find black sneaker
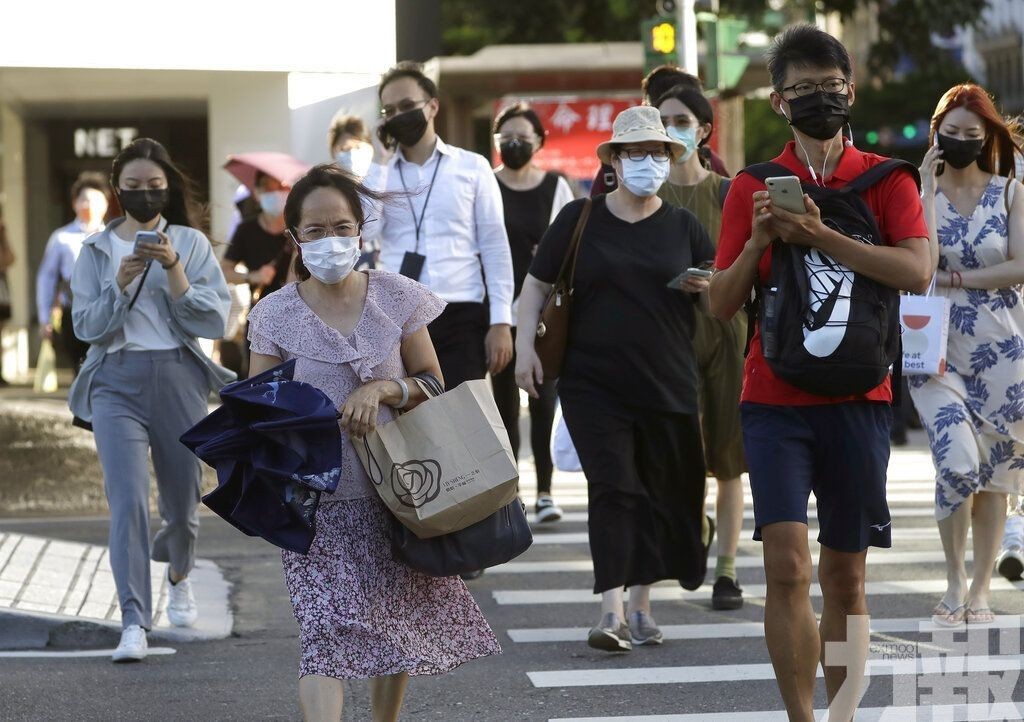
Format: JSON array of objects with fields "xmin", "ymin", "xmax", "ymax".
[
  {"xmin": 712, "ymin": 576, "xmax": 744, "ymax": 610},
  {"xmin": 534, "ymin": 494, "xmax": 563, "ymax": 523}
]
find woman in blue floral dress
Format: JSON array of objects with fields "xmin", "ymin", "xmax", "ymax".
[{"xmin": 911, "ymin": 84, "xmax": 1024, "ymax": 626}]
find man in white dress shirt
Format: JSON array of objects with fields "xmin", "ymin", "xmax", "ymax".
[
  {"xmin": 36, "ymin": 172, "xmax": 109, "ymax": 374},
  {"xmin": 363, "ymin": 61, "xmax": 514, "ymax": 391}
]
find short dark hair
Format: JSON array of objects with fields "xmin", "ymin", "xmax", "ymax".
[
  {"xmin": 654, "ymin": 84, "xmax": 715, "ymax": 146},
  {"xmin": 284, "ymin": 164, "xmax": 384, "ymax": 281},
  {"xmin": 70, "ymin": 171, "xmax": 108, "ymax": 205},
  {"xmin": 766, "ymin": 24, "xmax": 854, "ymax": 92},
  {"xmin": 379, "ymin": 61, "xmax": 438, "ymax": 100},
  {"xmin": 492, "ymin": 102, "xmax": 546, "ymax": 146},
  {"xmin": 642, "ymin": 65, "xmax": 702, "ymax": 104},
  {"xmin": 328, "ymin": 114, "xmax": 370, "ymax": 153}
]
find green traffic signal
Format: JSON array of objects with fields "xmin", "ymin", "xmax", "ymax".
[{"xmin": 866, "ymin": 131, "xmax": 879, "ymax": 145}]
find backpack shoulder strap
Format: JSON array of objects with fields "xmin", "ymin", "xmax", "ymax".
[
  {"xmin": 717, "ymin": 178, "xmax": 732, "ymax": 209},
  {"xmin": 741, "ymin": 162, "xmax": 793, "ymax": 184},
  {"xmin": 843, "ymin": 159, "xmax": 921, "ymax": 195}
]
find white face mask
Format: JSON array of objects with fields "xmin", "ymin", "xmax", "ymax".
[
  {"xmin": 298, "ymin": 235, "xmax": 360, "ymax": 285},
  {"xmin": 335, "ymin": 145, "xmax": 373, "ymax": 178},
  {"xmin": 259, "ymin": 190, "xmax": 288, "ymax": 217},
  {"xmin": 617, "ymin": 155, "xmax": 671, "ymax": 197}
]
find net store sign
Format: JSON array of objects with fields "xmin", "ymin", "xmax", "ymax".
[{"xmin": 74, "ymin": 127, "xmax": 138, "ymax": 158}]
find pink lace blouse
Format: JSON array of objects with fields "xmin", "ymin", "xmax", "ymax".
[{"xmin": 247, "ymin": 270, "xmax": 446, "ymax": 501}]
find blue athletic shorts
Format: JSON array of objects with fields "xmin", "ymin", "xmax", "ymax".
[{"xmin": 740, "ymin": 401, "xmax": 893, "ymax": 552}]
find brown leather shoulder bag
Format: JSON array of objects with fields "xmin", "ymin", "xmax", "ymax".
[{"xmin": 534, "ymin": 198, "xmax": 592, "ymax": 379}]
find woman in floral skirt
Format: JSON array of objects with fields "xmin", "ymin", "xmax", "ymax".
[
  {"xmin": 911, "ymin": 84, "xmax": 1024, "ymax": 627},
  {"xmin": 247, "ymin": 164, "xmax": 500, "ymax": 721}
]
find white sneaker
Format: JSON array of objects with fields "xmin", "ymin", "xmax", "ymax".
[
  {"xmin": 166, "ymin": 574, "xmax": 198, "ymax": 627},
  {"xmin": 996, "ymin": 546, "xmax": 1024, "ymax": 581},
  {"xmin": 111, "ymin": 625, "xmax": 148, "ymax": 663}
]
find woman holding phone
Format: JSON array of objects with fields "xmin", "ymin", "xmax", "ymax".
[
  {"xmin": 69, "ymin": 138, "xmax": 234, "ymax": 663},
  {"xmin": 655, "ymin": 83, "xmax": 748, "ymax": 611},
  {"xmin": 516, "ymin": 107, "xmax": 715, "ymax": 651},
  {"xmin": 909, "ymin": 84, "xmax": 1024, "ymax": 626}
]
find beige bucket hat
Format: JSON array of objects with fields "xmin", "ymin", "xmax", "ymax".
[{"xmin": 596, "ymin": 105, "xmax": 687, "ymax": 164}]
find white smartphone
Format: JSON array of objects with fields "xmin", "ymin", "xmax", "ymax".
[{"xmin": 765, "ymin": 176, "xmax": 807, "ymax": 214}]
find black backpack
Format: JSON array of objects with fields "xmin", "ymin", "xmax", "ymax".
[{"xmin": 743, "ymin": 159, "xmax": 920, "ymax": 397}]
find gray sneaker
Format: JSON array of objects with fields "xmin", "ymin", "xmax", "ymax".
[
  {"xmin": 587, "ymin": 612, "xmax": 632, "ymax": 652},
  {"xmin": 628, "ymin": 610, "xmax": 664, "ymax": 646}
]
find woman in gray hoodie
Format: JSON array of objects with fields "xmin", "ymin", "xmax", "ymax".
[{"xmin": 69, "ymin": 138, "xmax": 234, "ymax": 663}]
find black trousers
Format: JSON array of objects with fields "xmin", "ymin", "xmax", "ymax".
[
  {"xmin": 490, "ymin": 328, "xmax": 558, "ymax": 494},
  {"xmin": 427, "ymin": 302, "xmax": 489, "ymax": 390},
  {"xmin": 60, "ymin": 305, "xmax": 90, "ymax": 376},
  {"xmin": 561, "ymin": 388, "xmax": 708, "ymax": 593}
]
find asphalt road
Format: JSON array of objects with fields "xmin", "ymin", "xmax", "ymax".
[{"xmin": 2, "ymin": 440, "xmax": 1024, "ymax": 721}]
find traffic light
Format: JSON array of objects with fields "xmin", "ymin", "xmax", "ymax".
[{"xmin": 642, "ymin": 16, "xmax": 679, "ymax": 74}]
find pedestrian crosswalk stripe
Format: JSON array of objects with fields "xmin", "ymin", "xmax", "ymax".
[
  {"xmin": 491, "ymin": 550, "xmax": 973, "ymax": 575},
  {"xmin": 529, "ymin": 526, "xmax": 947, "ymax": 546},
  {"xmin": 528, "ymin": 507, "xmax": 937, "ymax": 525},
  {"xmin": 548, "ymin": 702, "xmax": 1024, "ymax": 722},
  {"xmin": 521, "ymin": 492, "xmax": 936, "ymax": 506},
  {"xmin": 492, "ymin": 577, "xmax": 1024, "ymax": 606},
  {"xmin": 527, "ymin": 654, "xmax": 1024, "ymax": 688},
  {"xmin": 506, "ymin": 614, "xmax": 1022, "ymax": 643}
]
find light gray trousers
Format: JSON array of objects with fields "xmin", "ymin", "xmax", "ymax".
[{"xmin": 91, "ymin": 348, "xmax": 208, "ymax": 629}]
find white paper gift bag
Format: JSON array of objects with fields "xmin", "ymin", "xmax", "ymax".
[{"xmin": 900, "ymin": 278, "xmax": 950, "ymax": 376}]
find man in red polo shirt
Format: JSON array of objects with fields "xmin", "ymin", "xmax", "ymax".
[{"xmin": 709, "ymin": 25, "xmax": 931, "ymax": 721}]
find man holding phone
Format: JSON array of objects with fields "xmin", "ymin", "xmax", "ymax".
[
  {"xmin": 708, "ymin": 25, "xmax": 931, "ymax": 721},
  {"xmin": 363, "ymin": 61, "xmax": 514, "ymax": 396}
]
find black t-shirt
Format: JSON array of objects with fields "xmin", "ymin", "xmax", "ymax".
[
  {"xmin": 225, "ymin": 218, "xmax": 290, "ymax": 295},
  {"xmin": 529, "ymin": 195, "xmax": 714, "ymax": 413},
  {"xmin": 498, "ymin": 173, "xmax": 559, "ymax": 299}
]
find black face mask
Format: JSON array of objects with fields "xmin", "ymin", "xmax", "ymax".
[
  {"xmin": 499, "ymin": 139, "xmax": 534, "ymax": 170},
  {"xmin": 118, "ymin": 188, "xmax": 169, "ymax": 223},
  {"xmin": 937, "ymin": 133, "xmax": 985, "ymax": 169},
  {"xmin": 384, "ymin": 108, "xmax": 429, "ymax": 148},
  {"xmin": 784, "ymin": 91, "xmax": 850, "ymax": 141}
]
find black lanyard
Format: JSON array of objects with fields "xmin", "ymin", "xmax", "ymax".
[{"xmin": 396, "ymin": 154, "xmax": 443, "ymax": 253}]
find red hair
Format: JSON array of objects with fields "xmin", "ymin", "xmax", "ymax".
[{"xmin": 930, "ymin": 83, "xmax": 1022, "ymax": 177}]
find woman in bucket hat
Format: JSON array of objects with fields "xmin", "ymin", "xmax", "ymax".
[{"xmin": 515, "ymin": 106, "xmax": 717, "ymax": 651}]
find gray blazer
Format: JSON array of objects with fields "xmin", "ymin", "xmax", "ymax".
[{"xmin": 68, "ymin": 218, "xmax": 236, "ymax": 422}]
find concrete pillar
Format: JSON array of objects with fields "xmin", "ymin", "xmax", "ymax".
[
  {"xmin": 717, "ymin": 94, "xmax": 745, "ymax": 175},
  {"xmin": 1, "ymin": 103, "xmax": 29, "ymax": 381}
]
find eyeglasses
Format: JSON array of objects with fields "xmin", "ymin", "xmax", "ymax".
[
  {"xmin": 493, "ymin": 133, "xmax": 539, "ymax": 145},
  {"xmin": 291, "ymin": 221, "xmax": 367, "ymax": 242},
  {"xmin": 616, "ymin": 149, "xmax": 671, "ymax": 161},
  {"xmin": 380, "ymin": 99, "xmax": 429, "ymax": 119},
  {"xmin": 781, "ymin": 78, "xmax": 848, "ymax": 97}
]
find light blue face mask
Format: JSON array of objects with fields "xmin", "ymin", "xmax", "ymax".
[{"xmin": 666, "ymin": 126, "xmax": 699, "ymax": 163}]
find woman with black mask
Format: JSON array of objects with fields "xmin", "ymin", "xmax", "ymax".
[
  {"xmin": 910, "ymin": 84, "xmax": 1024, "ymax": 627},
  {"xmin": 492, "ymin": 103, "xmax": 574, "ymax": 522},
  {"xmin": 69, "ymin": 138, "xmax": 234, "ymax": 663}
]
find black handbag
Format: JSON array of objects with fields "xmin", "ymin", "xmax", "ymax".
[
  {"xmin": 379, "ymin": 372, "xmax": 533, "ymax": 577},
  {"xmin": 389, "ymin": 497, "xmax": 533, "ymax": 577}
]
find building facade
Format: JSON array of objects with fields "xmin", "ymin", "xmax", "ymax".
[{"xmin": 0, "ymin": 1, "xmax": 396, "ymax": 379}]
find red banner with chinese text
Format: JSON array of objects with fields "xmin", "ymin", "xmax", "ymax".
[{"xmin": 492, "ymin": 97, "xmax": 640, "ymax": 181}]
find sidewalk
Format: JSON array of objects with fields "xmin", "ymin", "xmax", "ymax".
[
  {"xmin": 0, "ymin": 530, "xmax": 232, "ymax": 649},
  {"xmin": 0, "ymin": 383, "xmax": 219, "ymax": 516}
]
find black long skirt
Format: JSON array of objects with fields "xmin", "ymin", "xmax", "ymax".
[{"xmin": 560, "ymin": 387, "xmax": 709, "ymax": 593}]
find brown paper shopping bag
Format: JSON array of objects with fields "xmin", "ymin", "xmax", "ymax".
[{"xmin": 355, "ymin": 379, "xmax": 519, "ymax": 539}]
